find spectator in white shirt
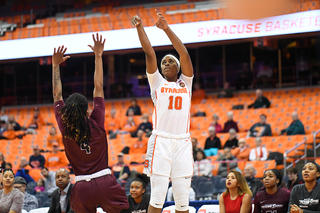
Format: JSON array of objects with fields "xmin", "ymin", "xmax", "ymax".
[{"xmin": 249, "ymin": 137, "xmax": 268, "ymax": 161}]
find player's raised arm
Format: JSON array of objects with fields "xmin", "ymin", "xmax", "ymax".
[
  {"xmin": 132, "ymin": 15, "xmax": 157, "ymax": 74},
  {"xmin": 155, "ymin": 9, "xmax": 193, "ymax": 77},
  {"xmin": 88, "ymin": 33, "xmax": 106, "ymax": 98},
  {"xmin": 52, "ymin": 46, "xmax": 70, "ymax": 103}
]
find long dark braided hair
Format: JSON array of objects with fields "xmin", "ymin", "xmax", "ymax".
[{"xmin": 59, "ymin": 93, "xmax": 93, "ymax": 154}]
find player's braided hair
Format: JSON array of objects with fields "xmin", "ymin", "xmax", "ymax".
[{"xmin": 59, "ymin": 93, "xmax": 92, "ymax": 154}]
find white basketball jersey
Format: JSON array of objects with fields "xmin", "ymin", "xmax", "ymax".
[{"xmin": 147, "ymin": 69, "xmax": 193, "ymax": 137}]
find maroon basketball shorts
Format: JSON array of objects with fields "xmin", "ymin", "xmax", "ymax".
[{"xmin": 70, "ymin": 174, "xmax": 129, "ymax": 213}]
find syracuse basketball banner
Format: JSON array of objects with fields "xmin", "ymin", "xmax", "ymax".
[{"xmin": 0, "ymin": 9, "xmax": 319, "ymax": 60}]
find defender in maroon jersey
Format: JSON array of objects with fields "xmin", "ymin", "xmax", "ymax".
[{"xmin": 52, "ymin": 33, "xmax": 129, "ymax": 213}]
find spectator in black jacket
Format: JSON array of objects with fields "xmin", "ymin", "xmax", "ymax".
[
  {"xmin": 29, "ymin": 145, "xmax": 45, "ymax": 168},
  {"xmin": 224, "ymin": 128, "xmax": 238, "ymax": 149},
  {"xmin": 243, "ymin": 163, "xmax": 263, "ymax": 197},
  {"xmin": 248, "ymin": 89, "xmax": 270, "ymax": 109},
  {"xmin": 204, "ymin": 126, "xmax": 221, "ymax": 150},
  {"xmin": 287, "ymin": 167, "xmax": 304, "ymax": 191},
  {"xmin": 247, "ymin": 114, "xmax": 272, "ymax": 137},
  {"xmin": 7, "ymin": 115, "xmax": 21, "ymax": 131},
  {"xmin": 126, "ymin": 98, "xmax": 141, "ymax": 116}
]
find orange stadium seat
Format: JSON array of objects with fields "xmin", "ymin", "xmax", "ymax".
[{"xmin": 250, "ymin": 160, "xmax": 276, "ymax": 178}]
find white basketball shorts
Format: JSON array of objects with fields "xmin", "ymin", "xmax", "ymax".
[{"xmin": 143, "ymin": 134, "xmax": 194, "ymax": 178}]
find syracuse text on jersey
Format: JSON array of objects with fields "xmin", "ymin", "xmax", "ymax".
[{"xmin": 160, "ymin": 87, "xmax": 188, "ymax": 94}]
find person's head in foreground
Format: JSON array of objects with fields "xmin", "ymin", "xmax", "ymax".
[
  {"xmin": 160, "ymin": 54, "xmax": 180, "ymax": 82},
  {"xmin": 130, "ymin": 177, "xmax": 147, "ymax": 204},
  {"xmin": 262, "ymin": 169, "xmax": 282, "ymax": 192},
  {"xmin": 225, "ymin": 170, "xmax": 252, "ymax": 197}
]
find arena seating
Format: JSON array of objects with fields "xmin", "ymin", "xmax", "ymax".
[
  {"xmin": 0, "ymin": 0, "xmax": 319, "ymax": 40},
  {"xmin": 1, "ymin": 87, "xmax": 320, "ymax": 181}
]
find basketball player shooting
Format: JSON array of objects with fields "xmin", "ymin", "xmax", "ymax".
[{"xmin": 132, "ymin": 9, "xmax": 194, "ymax": 213}]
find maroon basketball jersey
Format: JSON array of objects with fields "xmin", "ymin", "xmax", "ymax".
[
  {"xmin": 253, "ymin": 187, "xmax": 290, "ymax": 213},
  {"xmin": 54, "ymin": 97, "xmax": 109, "ymax": 175}
]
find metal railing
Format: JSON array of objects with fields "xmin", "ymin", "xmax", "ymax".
[
  {"xmin": 284, "ymin": 129, "xmax": 320, "ymax": 177},
  {"xmin": 283, "ymin": 139, "xmax": 307, "ymax": 177},
  {"xmin": 314, "ymin": 129, "xmax": 320, "ymax": 157}
]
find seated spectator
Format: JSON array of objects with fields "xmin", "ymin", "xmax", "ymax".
[
  {"xmin": 32, "ymin": 107, "xmax": 46, "ymax": 126},
  {"xmin": 210, "ymin": 114, "xmax": 222, "ymax": 133},
  {"xmin": 232, "ymin": 138, "xmax": 251, "ymax": 161},
  {"xmin": 7, "ymin": 115, "xmax": 21, "ymax": 131},
  {"xmin": 280, "ymin": 111, "xmax": 305, "ymax": 135},
  {"xmin": 167, "ymin": 186, "xmax": 195, "ymax": 201},
  {"xmin": 47, "ymin": 126, "xmax": 63, "ymax": 149},
  {"xmin": 14, "ymin": 176, "xmax": 38, "ymax": 211},
  {"xmin": 247, "ymin": 114, "xmax": 272, "ymax": 137},
  {"xmin": 137, "ymin": 113, "xmax": 152, "ymax": 136},
  {"xmin": 219, "ymin": 170, "xmax": 252, "ymax": 213},
  {"xmin": 41, "ymin": 167, "xmax": 57, "ymax": 195},
  {"xmin": 126, "ymin": 98, "xmax": 141, "ymax": 116},
  {"xmin": 204, "ymin": 126, "xmax": 221, "ymax": 151},
  {"xmin": 105, "ymin": 109, "xmax": 121, "ymax": 135},
  {"xmin": 235, "ymin": 62, "xmax": 253, "ymax": 90},
  {"xmin": 248, "ymin": 89, "xmax": 271, "ymax": 109},
  {"xmin": 25, "ymin": 116, "xmax": 38, "ymax": 134},
  {"xmin": 126, "ymin": 177, "xmax": 151, "ymax": 213},
  {"xmin": 256, "ymin": 63, "xmax": 273, "ymax": 88},
  {"xmin": 194, "ymin": 149, "xmax": 212, "ymax": 177},
  {"xmin": 192, "ymin": 82, "xmax": 206, "ymax": 103},
  {"xmin": 223, "ymin": 111, "xmax": 239, "ymax": 133},
  {"xmin": 29, "ymin": 145, "xmax": 46, "ymax": 168},
  {"xmin": 0, "ymin": 152, "xmax": 6, "ymax": 169},
  {"xmin": 243, "ymin": 163, "xmax": 263, "ymax": 197},
  {"xmin": 122, "ymin": 116, "xmax": 137, "ymax": 136},
  {"xmin": 0, "ymin": 123, "xmax": 16, "ymax": 139},
  {"xmin": 288, "ymin": 162, "xmax": 320, "ymax": 213},
  {"xmin": 122, "ymin": 130, "xmax": 148, "ymax": 155},
  {"xmin": 253, "ymin": 169, "xmax": 290, "ymax": 213},
  {"xmin": 5, "ymin": 162, "xmax": 12, "ymax": 170},
  {"xmin": 192, "ymin": 137, "xmax": 200, "ymax": 161},
  {"xmin": 48, "ymin": 168, "xmax": 75, "ymax": 213},
  {"xmin": 249, "ymin": 137, "xmax": 268, "ymax": 161},
  {"xmin": 112, "ymin": 153, "xmax": 130, "ymax": 181},
  {"xmin": 217, "ymin": 147, "xmax": 238, "ymax": 177},
  {"xmin": 34, "ymin": 179, "xmax": 45, "ymax": 193},
  {"xmin": 224, "ymin": 128, "xmax": 238, "ymax": 149},
  {"xmin": 0, "ymin": 169, "xmax": 24, "ymax": 213},
  {"xmin": 0, "ymin": 120, "xmax": 6, "ymax": 135},
  {"xmin": 286, "ymin": 167, "xmax": 304, "ymax": 191},
  {"xmin": 15, "ymin": 157, "xmax": 35, "ymax": 183},
  {"xmin": 217, "ymin": 82, "xmax": 233, "ymax": 98},
  {"xmin": 0, "ymin": 108, "xmax": 8, "ymax": 123},
  {"xmin": 45, "ymin": 142, "xmax": 69, "ymax": 168}
]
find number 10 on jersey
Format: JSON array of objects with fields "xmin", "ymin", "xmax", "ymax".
[{"xmin": 168, "ymin": 96, "xmax": 182, "ymax": 110}]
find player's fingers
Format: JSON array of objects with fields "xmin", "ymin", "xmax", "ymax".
[
  {"xmin": 88, "ymin": 45, "xmax": 93, "ymax": 50},
  {"xmin": 62, "ymin": 47, "xmax": 67, "ymax": 54},
  {"xmin": 102, "ymin": 38, "xmax": 106, "ymax": 45},
  {"xmin": 96, "ymin": 33, "xmax": 99, "ymax": 42},
  {"xmin": 63, "ymin": 56, "xmax": 70, "ymax": 61},
  {"xmin": 92, "ymin": 33, "xmax": 96, "ymax": 42},
  {"xmin": 100, "ymin": 34, "xmax": 102, "ymax": 43},
  {"xmin": 54, "ymin": 48, "xmax": 56, "ymax": 54},
  {"xmin": 57, "ymin": 46, "xmax": 61, "ymax": 53}
]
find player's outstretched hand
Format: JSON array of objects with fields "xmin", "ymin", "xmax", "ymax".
[
  {"xmin": 132, "ymin": 15, "xmax": 142, "ymax": 27},
  {"xmin": 52, "ymin": 45, "xmax": 70, "ymax": 66},
  {"xmin": 155, "ymin": 9, "xmax": 168, "ymax": 30},
  {"xmin": 88, "ymin": 33, "xmax": 106, "ymax": 56}
]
